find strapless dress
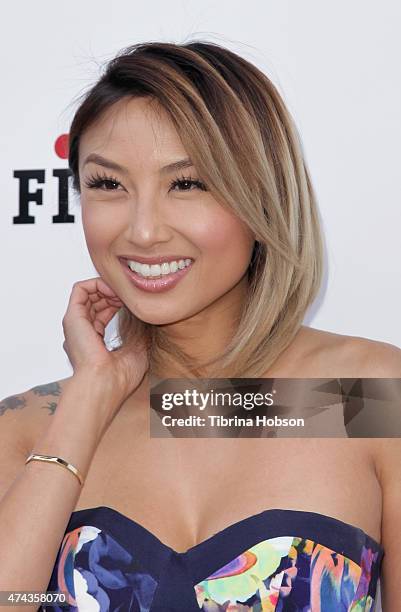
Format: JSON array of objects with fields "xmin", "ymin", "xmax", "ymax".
[{"xmin": 39, "ymin": 506, "xmax": 384, "ymax": 611}]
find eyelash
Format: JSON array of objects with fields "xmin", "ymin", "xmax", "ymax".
[{"xmin": 83, "ymin": 172, "xmax": 207, "ymax": 193}]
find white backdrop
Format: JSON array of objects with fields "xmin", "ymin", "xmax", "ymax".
[
  {"xmin": 1, "ymin": 0, "xmax": 400, "ymax": 404},
  {"xmin": 2, "ymin": 2, "xmax": 399, "ymax": 608}
]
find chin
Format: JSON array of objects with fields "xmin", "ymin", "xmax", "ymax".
[{"xmin": 127, "ymin": 307, "xmax": 192, "ymax": 326}]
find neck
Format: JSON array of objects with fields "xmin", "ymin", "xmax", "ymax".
[{"xmin": 149, "ymin": 274, "xmax": 249, "ymax": 379}]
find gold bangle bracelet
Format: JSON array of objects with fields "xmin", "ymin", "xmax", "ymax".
[{"xmin": 25, "ymin": 453, "xmax": 84, "ymax": 486}]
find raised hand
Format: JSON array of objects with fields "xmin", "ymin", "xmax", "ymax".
[{"xmin": 62, "ymin": 277, "xmax": 149, "ymax": 400}]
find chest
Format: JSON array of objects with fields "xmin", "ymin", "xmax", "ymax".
[{"xmin": 73, "ymin": 405, "xmax": 382, "ymax": 553}]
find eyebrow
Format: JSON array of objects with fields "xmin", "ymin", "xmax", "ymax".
[{"xmin": 82, "ymin": 153, "xmax": 194, "ymax": 175}]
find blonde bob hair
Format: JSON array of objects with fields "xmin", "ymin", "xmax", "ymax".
[{"xmin": 68, "ymin": 40, "xmax": 325, "ymax": 378}]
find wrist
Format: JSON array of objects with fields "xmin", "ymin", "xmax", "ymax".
[
  {"xmin": 53, "ymin": 370, "xmax": 125, "ymax": 440},
  {"xmin": 69, "ymin": 366, "xmax": 125, "ymax": 402}
]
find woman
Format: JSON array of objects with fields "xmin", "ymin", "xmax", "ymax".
[{"xmin": 0, "ymin": 40, "xmax": 400, "ymax": 611}]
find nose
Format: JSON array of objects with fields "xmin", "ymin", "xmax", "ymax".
[{"xmin": 123, "ymin": 190, "xmax": 172, "ymax": 248}]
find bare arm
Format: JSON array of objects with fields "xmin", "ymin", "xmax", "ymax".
[
  {"xmin": 0, "ymin": 372, "xmax": 124, "ymax": 612},
  {"xmin": 360, "ymin": 341, "xmax": 401, "ymax": 610},
  {"xmin": 375, "ymin": 439, "xmax": 401, "ymax": 611}
]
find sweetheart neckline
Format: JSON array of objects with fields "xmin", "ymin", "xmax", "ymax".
[{"xmin": 69, "ymin": 505, "xmax": 384, "ymax": 557}]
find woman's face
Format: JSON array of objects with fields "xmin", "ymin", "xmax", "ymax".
[{"xmin": 79, "ymin": 96, "xmax": 255, "ymax": 326}]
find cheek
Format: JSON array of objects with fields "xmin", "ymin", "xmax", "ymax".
[
  {"xmin": 194, "ymin": 209, "xmax": 254, "ymax": 274},
  {"xmin": 81, "ymin": 205, "xmax": 117, "ymax": 254}
]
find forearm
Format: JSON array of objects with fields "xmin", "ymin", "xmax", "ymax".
[{"xmin": 0, "ymin": 372, "xmax": 122, "ymax": 610}]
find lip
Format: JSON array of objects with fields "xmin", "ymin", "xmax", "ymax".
[
  {"xmin": 119, "ymin": 254, "xmax": 194, "ymax": 265},
  {"xmin": 119, "ymin": 258, "xmax": 193, "ymax": 293}
]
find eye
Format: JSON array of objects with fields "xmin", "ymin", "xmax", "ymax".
[
  {"xmin": 83, "ymin": 172, "xmax": 123, "ymax": 191},
  {"xmin": 83, "ymin": 172, "xmax": 208, "ymax": 193},
  {"xmin": 169, "ymin": 175, "xmax": 207, "ymax": 192}
]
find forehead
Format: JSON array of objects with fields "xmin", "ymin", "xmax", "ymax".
[{"xmin": 78, "ymin": 96, "xmax": 186, "ymax": 169}]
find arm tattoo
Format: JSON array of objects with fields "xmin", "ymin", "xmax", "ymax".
[
  {"xmin": 31, "ymin": 382, "xmax": 62, "ymax": 397},
  {"xmin": 31, "ymin": 382, "xmax": 62, "ymax": 416},
  {"xmin": 41, "ymin": 401, "xmax": 58, "ymax": 416},
  {"xmin": 1, "ymin": 381, "xmax": 63, "ymax": 417},
  {"xmin": 0, "ymin": 394, "xmax": 27, "ymax": 416}
]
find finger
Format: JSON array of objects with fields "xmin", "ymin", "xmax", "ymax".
[
  {"xmin": 94, "ymin": 305, "xmax": 122, "ymax": 327},
  {"xmin": 87, "ymin": 293, "xmax": 100, "ymax": 304},
  {"xmin": 89, "ymin": 297, "xmax": 113, "ymax": 313},
  {"xmin": 86, "ymin": 291, "xmax": 122, "ymax": 306},
  {"xmin": 90, "ymin": 296, "xmax": 123, "ymax": 313},
  {"xmin": 107, "ymin": 295, "xmax": 124, "ymax": 304},
  {"xmin": 67, "ymin": 278, "xmax": 120, "ymax": 309},
  {"xmin": 93, "ymin": 319, "xmax": 105, "ymax": 335},
  {"xmin": 93, "ymin": 277, "xmax": 121, "ymax": 299},
  {"xmin": 66, "ymin": 279, "xmax": 100, "ymax": 310},
  {"xmin": 89, "ymin": 302, "xmax": 121, "ymax": 323}
]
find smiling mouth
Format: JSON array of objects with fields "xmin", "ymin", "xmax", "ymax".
[
  {"xmin": 119, "ymin": 257, "xmax": 194, "ymax": 279},
  {"xmin": 118, "ymin": 257, "xmax": 194, "ymax": 293}
]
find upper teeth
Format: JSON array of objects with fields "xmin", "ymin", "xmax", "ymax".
[{"xmin": 127, "ymin": 258, "xmax": 192, "ymax": 277}]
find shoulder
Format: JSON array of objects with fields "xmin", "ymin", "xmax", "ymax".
[
  {"xmin": 289, "ymin": 325, "xmax": 401, "ymax": 377},
  {"xmin": 337, "ymin": 333, "xmax": 401, "ymax": 377},
  {"xmin": 0, "ymin": 377, "xmax": 72, "ymax": 459},
  {"xmin": 0, "ymin": 377, "xmax": 72, "ymax": 498},
  {"xmin": 1, "ymin": 377, "xmax": 71, "ymax": 419},
  {"xmin": 372, "ymin": 439, "xmax": 401, "ymax": 607}
]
